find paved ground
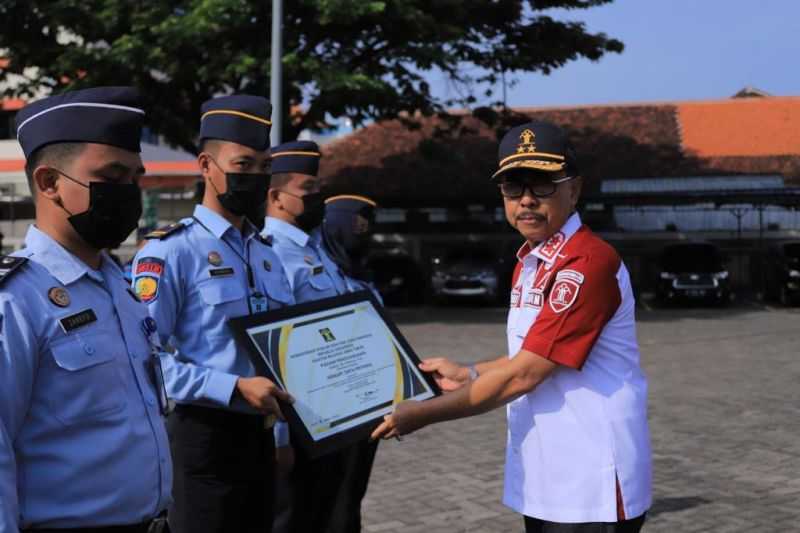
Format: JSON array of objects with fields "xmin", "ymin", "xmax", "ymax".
[{"xmin": 361, "ymin": 301, "xmax": 800, "ymax": 532}]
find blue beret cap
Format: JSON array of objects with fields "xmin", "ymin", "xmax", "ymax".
[
  {"xmin": 199, "ymin": 94, "xmax": 272, "ymax": 151},
  {"xmin": 15, "ymin": 86, "xmax": 145, "ymax": 158},
  {"xmin": 270, "ymin": 140, "xmax": 321, "ymax": 176},
  {"xmin": 491, "ymin": 121, "xmax": 579, "ymax": 181}
]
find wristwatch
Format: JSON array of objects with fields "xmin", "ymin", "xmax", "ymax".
[{"xmin": 467, "ymin": 364, "xmax": 479, "ymax": 381}]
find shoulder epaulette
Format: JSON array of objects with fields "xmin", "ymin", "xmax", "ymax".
[
  {"xmin": 0, "ymin": 256, "xmax": 27, "ymax": 286},
  {"xmin": 257, "ymin": 233, "xmax": 273, "ymax": 247},
  {"xmin": 145, "ymin": 222, "xmax": 187, "ymax": 240}
]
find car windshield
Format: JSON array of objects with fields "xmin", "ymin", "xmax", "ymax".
[{"xmin": 661, "ymin": 244, "xmax": 723, "ymax": 273}]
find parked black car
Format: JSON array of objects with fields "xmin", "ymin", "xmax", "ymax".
[
  {"xmin": 656, "ymin": 242, "xmax": 731, "ymax": 305},
  {"xmin": 763, "ymin": 241, "xmax": 800, "ymax": 306},
  {"xmin": 431, "ymin": 247, "xmax": 500, "ymax": 304},
  {"xmin": 366, "ymin": 247, "xmax": 427, "ymax": 306}
]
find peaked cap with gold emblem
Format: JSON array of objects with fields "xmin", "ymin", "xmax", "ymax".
[{"xmin": 491, "ymin": 121, "xmax": 579, "ymax": 181}]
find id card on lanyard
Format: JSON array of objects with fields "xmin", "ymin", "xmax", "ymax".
[{"xmin": 250, "ymin": 292, "xmax": 268, "ymax": 314}]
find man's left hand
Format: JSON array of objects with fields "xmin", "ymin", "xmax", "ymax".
[{"xmin": 370, "ymin": 401, "xmax": 423, "ymax": 440}]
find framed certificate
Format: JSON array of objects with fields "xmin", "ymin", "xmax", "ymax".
[{"xmin": 229, "ymin": 290, "xmax": 440, "ymax": 458}]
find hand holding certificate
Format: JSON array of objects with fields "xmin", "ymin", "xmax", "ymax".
[{"xmin": 230, "ymin": 290, "xmax": 440, "ymax": 457}]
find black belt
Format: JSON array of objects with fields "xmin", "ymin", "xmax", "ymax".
[
  {"xmin": 172, "ymin": 403, "xmax": 275, "ymax": 430},
  {"xmin": 23, "ymin": 515, "xmax": 168, "ymax": 533}
]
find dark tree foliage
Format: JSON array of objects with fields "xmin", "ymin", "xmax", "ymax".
[{"xmin": 0, "ymin": 0, "xmax": 622, "ymax": 152}]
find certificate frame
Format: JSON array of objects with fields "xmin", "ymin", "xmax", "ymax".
[{"xmin": 229, "ymin": 290, "xmax": 441, "ymax": 458}]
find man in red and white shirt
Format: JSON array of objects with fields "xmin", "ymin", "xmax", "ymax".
[{"xmin": 372, "ymin": 121, "xmax": 651, "ymax": 533}]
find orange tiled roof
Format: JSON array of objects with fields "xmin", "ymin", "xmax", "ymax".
[
  {"xmin": 318, "ymin": 95, "xmax": 800, "ymax": 205},
  {"xmin": 1, "ymin": 98, "xmax": 25, "ymax": 111},
  {"xmin": 0, "ymin": 160, "xmax": 24, "ymax": 172},
  {"xmin": 678, "ymin": 97, "xmax": 800, "ymax": 157}
]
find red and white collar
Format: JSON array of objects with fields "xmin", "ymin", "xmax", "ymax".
[{"xmin": 516, "ymin": 213, "xmax": 583, "ymax": 265}]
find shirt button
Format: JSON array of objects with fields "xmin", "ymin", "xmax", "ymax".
[
  {"xmin": 85, "ymin": 345, "xmax": 95, "ymax": 355},
  {"xmin": 147, "ymin": 397, "xmax": 155, "ymax": 406}
]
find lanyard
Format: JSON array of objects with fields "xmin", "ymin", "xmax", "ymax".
[{"xmin": 192, "ymin": 216, "xmax": 261, "ymax": 314}]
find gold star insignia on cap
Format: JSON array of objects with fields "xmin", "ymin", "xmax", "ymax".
[
  {"xmin": 517, "ymin": 128, "xmax": 536, "ymax": 154},
  {"xmin": 48, "ymin": 287, "xmax": 70, "ymax": 308}
]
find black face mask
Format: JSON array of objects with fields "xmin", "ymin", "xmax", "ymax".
[
  {"xmin": 321, "ymin": 208, "xmax": 375, "ymax": 279},
  {"xmin": 56, "ymin": 171, "xmax": 143, "ymax": 250},
  {"xmin": 293, "ymin": 191, "xmax": 326, "ymax": 233},
  {"xmin": 208, "ymin": 157, "xmax": 269, "ymax": 224}
]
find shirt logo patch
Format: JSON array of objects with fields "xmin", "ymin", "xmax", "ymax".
[
  {"xmin": 549, "ymin": 270, "xmax": 584, "ymax": 313},
  {"xmin": 135, "ymin": 276, "xmax": 160, "ymax": 303},
  {"xmin": 135, "ymin": 257, "xmax": 165, "ymax": 276},
  {"xmin": 48, "ymin": 287, "xmax": 71, "ymax": 307},
  {"xmin": 133, "ymin": 257, "xmax": 165, "ymax": 303},
  {"xmin": 537, "ymin": 232, "xmax": 565, "ymax": 261},
  {"xmin": 510, "ymin": 284, "xmax": 522, "ymax": 307}
]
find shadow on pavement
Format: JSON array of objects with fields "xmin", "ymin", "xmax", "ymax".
[{"xmin": 648, "ymin": 496, "xmax": 712, "ymax": 518}]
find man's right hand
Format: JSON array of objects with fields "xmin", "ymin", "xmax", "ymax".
[
  {"xmin": 235, "ymin": 377, "xmax": 293, "ymax": 418},
  {"xmin": 419, "ymin": 357, "xmax": 470, "ymax": 392}
]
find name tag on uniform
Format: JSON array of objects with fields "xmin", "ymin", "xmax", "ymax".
[
  {"xmin": 59, "ymin": 309, "xmax": 98, "ymax": 333},
  {"xmin": 250, "ymin": 292, "xmax": 268, "ymax": 314},
  {"xmin": 209, "ymin": 267, "xmax": 235, "ymax": 278},
  {"xmin": 312, "ymin": 265, "xmax": 325, "ymax": 276}
]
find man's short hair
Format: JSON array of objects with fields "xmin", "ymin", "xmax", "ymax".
[
  {"xmin": 270, "ymin": 172, "xmax": 293, "ymax": 189},
  {"xmin": 24, "ymin": 142, "xmax": 86, "ymax": 197},
  {"xmin": 198, "ymin": 138, "xmax": 222, "ymax": 156}
]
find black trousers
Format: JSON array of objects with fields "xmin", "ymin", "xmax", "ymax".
[
  {"xmin": 274, "ymin": 438, "xmax": 378, "ymax": 533},
  {"xmin": 167, "ymin": 405, "xmax": 275, "ymax": 533},
  {"xmin": 524, "ymin": 514, "xmax": 646, "ymax": 533},
  {"xmin": 273, "ymin": 447, "xmax": 345, "ymax": 533},
  {"xmin": 326, "ymin": 439, "xmax": 379, "ymax": 533}
]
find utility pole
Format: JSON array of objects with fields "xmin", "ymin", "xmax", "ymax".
[{"xmin": 270, "ymin": 0, "xmax": 283, "ymax": 145}]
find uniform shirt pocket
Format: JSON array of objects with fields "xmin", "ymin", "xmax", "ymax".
[
  {"xmin": 307, "ymin": 269, "xmax": 333, "ymax": 290},
  {"xmin": 47, "ymin": 331, "xmax": 127, "ymax": 425},
  {"xmin": 198, "ymin": 277, "xmax": 247, "ymax": 307},
  {"xmin": 261, "ymin": 269, "xmax": 293, "ymax": 308}
]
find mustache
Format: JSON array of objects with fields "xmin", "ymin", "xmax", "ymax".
[{"xmin": 516, "ymin": 210, "xmax": 546, "ymax": 222}]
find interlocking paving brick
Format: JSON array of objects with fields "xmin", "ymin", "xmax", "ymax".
[{"xmin": 361, "ymin": 304, "xmax": 800, "ymax": 532}]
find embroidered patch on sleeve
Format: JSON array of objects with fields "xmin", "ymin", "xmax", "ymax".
[
  {"xmin": 133, "ymin": 257, "xmax": 165, "ymax": 303},
  {"xmin": 548, "ymin": 269, "xmax": 584, "ymax": 313}
]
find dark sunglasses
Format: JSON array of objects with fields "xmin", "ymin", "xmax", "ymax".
[{"xmin": 498, "ymin": 175, "xmax": 576, "ymax": 198}]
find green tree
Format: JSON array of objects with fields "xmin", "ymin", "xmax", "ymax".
[{"xmin": 0, "ymin": 0, "xmax": 622, "ymax": 152}]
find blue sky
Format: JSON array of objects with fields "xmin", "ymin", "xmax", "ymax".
[{"xmin": 429, "ymin": 0, "xmax": 800, "ymax": 108}]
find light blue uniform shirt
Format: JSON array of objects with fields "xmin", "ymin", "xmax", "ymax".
[
  {"xmin": 132, "ymin": 205, "xmax": 293, "ymax": 412},
  {"xmin": 263, "ymin": 217, "xmax": 382, "ymax": 444},
  {"xmin": 0, "ymin": 226, "xmax": 172, "ymax": 531},
  {"xmin": 264, "ymin": 217, "xmax": 347, "ymax": 300}
]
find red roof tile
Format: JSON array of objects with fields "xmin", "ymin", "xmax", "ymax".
[
  {"xmin": 678, "ymin": 97, "xmax": 800, "ymax": 157},
  {"xmin": 320, "ymin": 96, "xmax": 800, "ymax": 206}
]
